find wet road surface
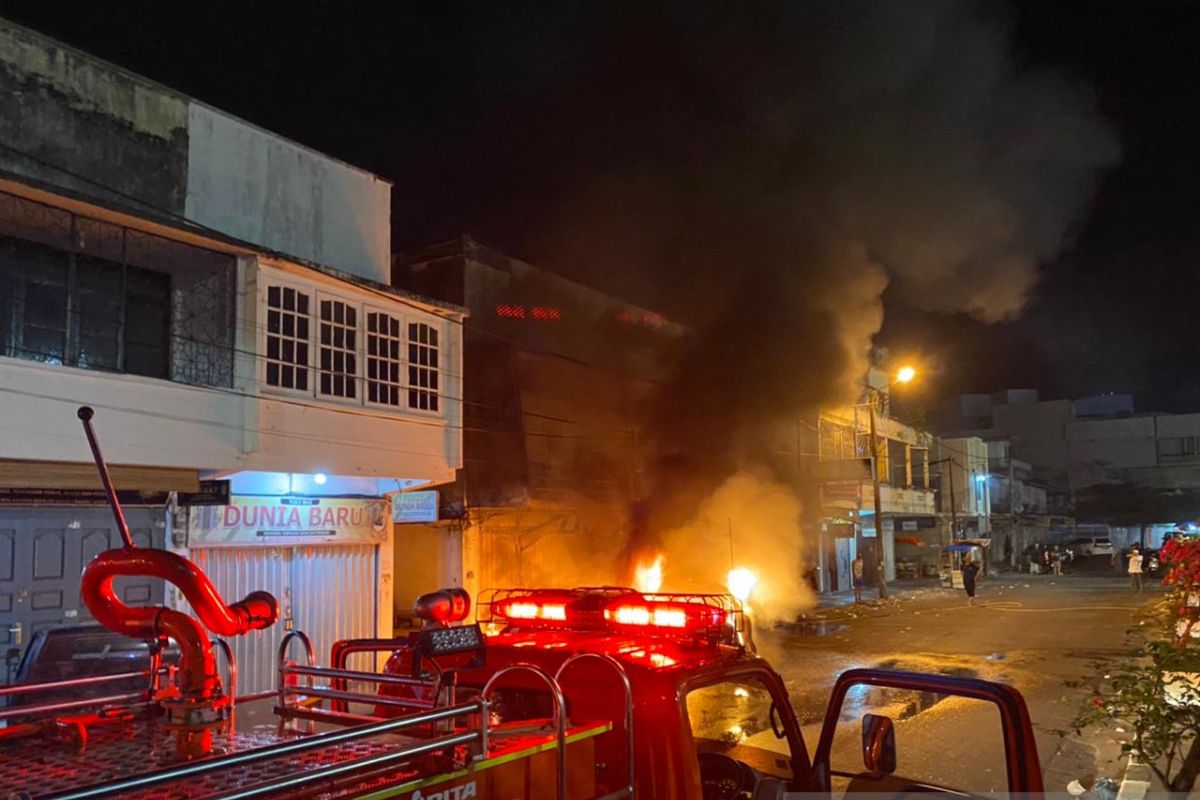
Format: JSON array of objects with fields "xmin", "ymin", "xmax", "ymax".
[{"xmin": 757, "ymin": 567, "xmax": 1156, "ymax": 794}]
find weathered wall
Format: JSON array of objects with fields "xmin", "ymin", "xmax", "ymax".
[
  {"xmin": 0, "ymin": 18, "xmax": 392, "ymax": 283},
  {"xmin": 186, "ymin": 105, "xmax": 391, "ymax": 283},
  {"xmin": 0, "ymin": 21, "xmax": 188, "ymax": 214},
  {"xmin": 992, "ymin": 399, "xmax": 1073, "ymax": 478},
  {"xmin": 1068, "ymin": 412, "xmax": 1200, "ymax": 490}
]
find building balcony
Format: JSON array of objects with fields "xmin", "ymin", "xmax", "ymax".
[{"xmin": 820, "ymin": 479, "xmax": 937, "ymax": 516}]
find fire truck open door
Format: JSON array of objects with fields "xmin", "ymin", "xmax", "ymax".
[{"xmin": 809, "ymin": 668, "xmax": 1043, "ymax": 798}]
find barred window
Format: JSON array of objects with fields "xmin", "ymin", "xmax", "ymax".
[
  {"xmin": 319, "ymin": 298, "xmax": 357, "ymax": 399},
  {"xmin": 1, "ymin": 236, "xmax": 170, "ymax": 378},
  {"xmin": 366, "ymin": 311, "xmax": 403, "ymax": 407},
  {"xmin": 407, "ymin": 322, "xmax": 439, "ymax": 412},
  {"xmin": 265, "ymin": 285, "xmax": 310, "ymax": 391}
]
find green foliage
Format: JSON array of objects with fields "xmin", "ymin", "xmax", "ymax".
[{"xmin": 1075, "ymin": 538, "xmax": 1200, "ymax": 793}]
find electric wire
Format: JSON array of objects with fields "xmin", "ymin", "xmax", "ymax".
[{"xmin": 1, "ymin": 141, "xmax": 1000, "ymax": 483}]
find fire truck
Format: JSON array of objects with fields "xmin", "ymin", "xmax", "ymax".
[{"xmin": 0, "ymin": 410, "xmax": 1045, "ymax": 799}]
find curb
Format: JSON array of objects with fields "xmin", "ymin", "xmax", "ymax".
[{"xmin": 1116, "ymin": 758, "xmax": 1151, "ymax": 800}]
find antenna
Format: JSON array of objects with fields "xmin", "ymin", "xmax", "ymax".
[
  {"xmin": 728, "ymin": 517, "xmax": 735, "ymax": 571},
  {"xmin": 77, "ymin": 406, "xmax": 135, "ymax": 548}
]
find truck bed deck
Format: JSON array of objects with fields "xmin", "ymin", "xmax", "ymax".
[{"xmin": 0, "ymin": 707, "xmax": 610, "ymax": 800}]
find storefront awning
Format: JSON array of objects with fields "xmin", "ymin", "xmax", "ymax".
[{"xmin": 0, "ymin": 459, "xmax": 200, "ymax": 493}]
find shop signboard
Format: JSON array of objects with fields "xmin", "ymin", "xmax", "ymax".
[
  {"xmin": 189, "ymin": 496, "xmax": 388, "ymax": 547},
  {"xmin": 392, "ymin": 490, "xmax": 439, "ymax": 524},
  {"xmin": 177, "ymin": 480, "xmax": 231, "ymax": 507}
]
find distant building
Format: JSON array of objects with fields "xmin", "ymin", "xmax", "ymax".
[
  {"xmin": 810, "ymin": 370, "xmax": 943, "ymax": 590},
  {"xmin": 938, "ymin": 387, "xmax": 1200, "ymax": 551},
  {"xmin": 936, "ymin": 436, "xmax": 992, "ymax": 540}
]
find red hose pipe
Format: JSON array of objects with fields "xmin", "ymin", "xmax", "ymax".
[
  {"xmin": 82, "ymin": 548, "xmax": 278, "ymax": 637},
  {"xmin": 80, "ymin": 547, "xmax": 279, "ymax": 709},
  {"xmin": 154, "ymin": 608, "xmax": 219, "ymax": 697}
]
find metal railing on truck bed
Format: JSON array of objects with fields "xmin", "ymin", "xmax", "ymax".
[{"xmin": 1, "ymin": 628, "xmax": 634, "ymax": 800}]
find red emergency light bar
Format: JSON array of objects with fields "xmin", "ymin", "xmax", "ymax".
[
  {"xmin": 603, "ymin": 599, "xmax": 725, "ymax": 631},
  {"xmin": 483, "ymin": 587, "xmax": 742, "ymax": 644},
  {"xmin": 495, "ymin": 599, "xmax": 568, "ymax": 622}
]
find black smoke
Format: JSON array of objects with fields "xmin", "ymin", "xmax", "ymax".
[{"xmin": 537, "ymin": 2, "xmax": 1120, "ymax": 556}]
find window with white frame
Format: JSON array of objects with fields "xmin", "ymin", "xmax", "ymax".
[
  {"xmin": 407, "ymin": 322, "xmax": 439, "ymax": 411},
  {"xmin": 366, "ymin": 310, "xmax": 403, "ymax": 407},
  {"xmin": 265, "ymin": 285, "xmax": 310, "ymax": 391},
  {"xmin": 319, "ymin": 297, "xmax": 358, "ymax": 399}
]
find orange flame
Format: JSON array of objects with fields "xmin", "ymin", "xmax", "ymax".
[{"xmin": 633, "ymin": 553, "xmax": 665, "ymax": 593}]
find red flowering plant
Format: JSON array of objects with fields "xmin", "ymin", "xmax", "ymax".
[
  {"xmin": 1162, "ymin": 536, "xmax": 1200, "ymax": 645},
  {"xmin": 1074, "ymin": 535, "xmax": 1200, "ymax": 794}
]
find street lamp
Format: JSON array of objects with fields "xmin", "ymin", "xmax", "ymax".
[{"xmin": 863, "ymin": 365, "xmax": 919, "ymax": 600}]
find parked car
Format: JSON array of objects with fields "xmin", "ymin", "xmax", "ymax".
[
  {"xmin": 3, "ymin": 625, "xmax": 176, "ymax": 720},
  {"xmin": 1068, "ymin": 536, "xmax": 1115, "ymax": 557}
]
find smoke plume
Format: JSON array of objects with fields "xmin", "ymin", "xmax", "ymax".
[
  {"xmin": 532, "ymin": 1, "xmax": 1119, "ymax": 590},
  {"xmin": 655, "ymin": 470, "xmax": 817, "ymax": 623}
]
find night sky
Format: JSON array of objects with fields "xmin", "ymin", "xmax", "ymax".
[{"xmin": 2, "ymin": 1, "xmax": 1196, "ymax": 409}]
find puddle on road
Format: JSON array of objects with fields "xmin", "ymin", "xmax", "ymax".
[
  {"xmin": 838, "ymin": 659, "xmax": 983, "ymax": 722},
  {"xmin": 789, "ymin": 621, "xmax": 849, "ymax": 636}
]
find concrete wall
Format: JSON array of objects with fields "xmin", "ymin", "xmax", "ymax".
[
  {"xmin": 0, "ymin": 20, "xmax": 188, "ymax": 214},
  {"xmin": 0, "ymin": 354, "xmax": 244, "ymax": 470},
  {"xmin": 939, "ymin": 437, "xmax": 990, "ymax": 518},
  {"xmin": 992, "ymin": 399, "xmax": 1073, "ymax": 477},
  {"xmin": 0, "ymin": 352, "xmax": 459, "ymax": 482},
  {"xmin": 1068, "ymin": 416, "xmax": 1157, "ymax": 476},
  {"xmin": 0, "ymin": 18, "xmax": 392, "ymax": 284},
  {"xmin": 1155, "ymin": 412, "xmax": 1200, "ymax": 438},
  {"xmin": 397, "ymin": 239, "xmax": 686, "ymax": 381},
  {"xmin": 1068, "ymin": 412, "xmax": 1200, "ymax": 490},
  {"xmin": 989, "ymin": 475, "xmax": 1047, "ymax": 515},
  {"xmin": 186, "ymin": 105, "xmax": 391, "ymax": 284}
]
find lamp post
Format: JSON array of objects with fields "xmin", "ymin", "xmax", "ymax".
[{"xmin": 862, "ymin": 365, "xmax": 916, "ymax": 601}]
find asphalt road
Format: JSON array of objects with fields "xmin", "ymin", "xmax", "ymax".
[{"xmin": 757, "ymin": 562, "xmax": 1158, "ymax": 795}]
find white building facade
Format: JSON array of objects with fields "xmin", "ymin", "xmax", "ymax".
[{"xmin": 0, "ymin": 19, "xmax": 464, "ymax": 689}]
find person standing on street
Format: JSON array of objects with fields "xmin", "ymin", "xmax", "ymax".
[
  {"xmin": 962, "ymin": 557, "xmax": 981, "ymax": 606},
  {"xmin": 1127, "ymin": 547, "xmax": 1144, "ymax": 591},
  {"xmin": 1004, "ymin": 534, "xmax": 1014, "ymax": 569},
  {"xmin": 852, "ymin": 554, "xmax": 865, "ymax": 604}
]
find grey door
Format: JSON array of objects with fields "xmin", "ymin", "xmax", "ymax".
[{"xmin": 0, "ymin": 507, "xmax": 166, "ymax": 684}]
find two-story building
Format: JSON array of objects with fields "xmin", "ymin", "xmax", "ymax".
[
  {"xmin": 394, "ymin": 237, "xmax": 686, "ymax": 608},
  {"xmin": 0, "ymin": 19, "xmax": 464, "ymax": 689},
  {"xmin": 813, "ymin": 375, "xmax": 939, "ymax": 590}
]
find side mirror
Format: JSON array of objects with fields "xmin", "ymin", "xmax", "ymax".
[{"xmin": 862, "ymin": 713, "xmax": 897, "ymax": 774}]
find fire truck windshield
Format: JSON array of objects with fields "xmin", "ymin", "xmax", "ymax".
[{"xmin": 686, "ymin": 675, "xmax": 795, "ymax": 795}]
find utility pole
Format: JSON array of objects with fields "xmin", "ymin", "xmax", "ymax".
[
  {"xmin": 930, "ymin": 457, "xmax": 958, "ymax": 544},
  {"xmin": 948, "ymin": 460, "xmax": 958, "ymax": 540},
  {"xmin": 869, "ymin": 401, "xmax": 889, "ymax": 599}
]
